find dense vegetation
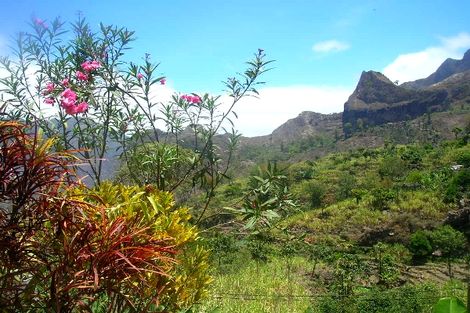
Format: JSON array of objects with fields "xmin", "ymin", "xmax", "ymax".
[
  {"xmin": 1, "ymin": 16, "xmax": 469, "ymax": 313},
  {"xmin": 194, "ymin": 132, "xmax": 470, "ymax": 312}
]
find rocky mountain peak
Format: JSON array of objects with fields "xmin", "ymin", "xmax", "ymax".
[
  {"xmin": 401, "ymin": 48, "xmax": 470, "ymax": 89},
  {"xmin": 342, "ymin": 68, "xmax": 450, "ymax": 135},
  {"xmin": 344, "ymin": 71, "xmax": 415, "ymax": 111},
  {"xmin": 463, "ymin": 48, "xmax": 470, "ymax": 61}
]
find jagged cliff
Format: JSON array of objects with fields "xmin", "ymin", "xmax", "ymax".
[
  {"xmin": 342, "ymin": 71, "xmax": 449, "ymax": 135},
  {"xmin": 342, "ymin": 49, "xmax": 470, "ymax": 134},
  {"xmin": 236, "ymin": 49, "xmax": 470, "ymax": 164},
  {"xmin": 270, "ymin": 111, "xmax": 342, "ymax": 143}
]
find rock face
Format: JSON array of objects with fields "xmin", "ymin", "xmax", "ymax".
[
  {"xmin": 342, "ymin": 71, "xmax": 449, "ymax": 134},
  {"xmin": 238, "ymin": 111, "xmax": 342, "ymax": 154},
  {"xmin": 270, "ymin": 111, "xmax": 342, "ymax": 143},
  {"xmin": 342, "ymin": 49, "xmax": 470, "ymax": 134},
  {"xmin": 401, "ymin": 49, "xmax": 470, "ymax": 90},
  {"xmin": 233, "ymin": 49, "xmax": 470, "ymax": 166}
]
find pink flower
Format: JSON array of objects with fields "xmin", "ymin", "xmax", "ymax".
[
  {"xmin": 81, "ymin": 60, "xmax": 101, "ymax": 72},
  {"xmin": 76, "ymin": 71, "xmax": 88, "ymax": 81},
  {"xmin": 42, "ymin": 82, "xmax": 54, "ymax": 95},
  {"xmin": 62, "ymin": 88, "xmax": 77, "ymax": 101},
  {"xmin": 46, "ymin": 82, "xmax": 54, "ymax": 92},
  {"xmin": 76, "ymin": 102, "xmax": 89, "ymax": 113},
  {"xmin": 44, "ymin": 97, "xmax": 55, "ymax": 105},
  {"xmin": 34, "ymin": 18, "xmax": 47, "ymax": 29},
  {"xmin": 59, "ymin": 88, "xmax": 87, "ymax": 114},
  {"xmin": 137, "ymin": 73, "xmax": 144, "ymax": 80},
  {"xmin": 64, "ymin": 105, "xmax": 78, "ymax": 115},
  {"xmin": 160, "ymin": 78, "xmax": 166, "ymax": 85},
  {"xmin": 61, "ymin": 97, "xmax": 76, "ymax": 110},
  {"xmin": 60, "ymin": 88, "xmax": 77, "ymax": 111},
  {"xmin": 181, "ymin": 94, "xmax": 201, "ymax": 104},
  {"xmin": 190, "ymin": 95, "xmax": 201, "ymax": 104},
  {"xmin": 61, "ymin": 78, "xmax": 69, "ymax": 87}
]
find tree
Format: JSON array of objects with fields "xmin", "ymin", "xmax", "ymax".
[
  {"xmin": 409, "ymin": 230, "xmax": 433, "ymax": 264},
  {"xmin": 372, "ymin": 242, "xmax": 399, "ymax": 287},
  {"xmin": 429, "ymin": 225, "xmax": 467, "ymax": 278},
  {"xmin": 295, "ymin": 180, "xmax": 325, "ymax": 210},
  {"xmin": 0, "ymin": 16, "xmax": 272, "ymax": 224},
  {"xmin": 452, "ymin": 127, "xmax": 463, "ymax": 139}
]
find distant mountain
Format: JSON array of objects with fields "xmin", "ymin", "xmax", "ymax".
[
  {"xmin": 401, "ymin": 49, "xmax": 470, "ymax": 89},
  {"xmin": 270, "ymin": 111, "xmax": 342, "ymax": 143},
  {"xmin": 342, "ymin": 70, "xmax": 449, "ymax": 135},
  {"xmin": 235, "ymin": 49, "xmax": 470, "ymax": 165},
  {"xmin": 92, "ymin": 49, "xmax": 470, "ymax": 175},
  {"xmin": 342, "ymin": 49, "xmax": 470, "ymax": 135}
]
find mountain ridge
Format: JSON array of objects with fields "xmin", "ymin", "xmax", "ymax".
[
  {"xmin": 235, "ymin": 49, "xmax": 470, "ymax": 164},
  {"xmin": 401, "ymin": 49, "xmax": 470, "ymax": 89}
]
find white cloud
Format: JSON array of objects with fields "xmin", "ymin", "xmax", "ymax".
[
  {"xmin": 149, "ymin": 82, "xmax": 176, "ymax": 104},
  {"xmin": 149, "ymin": 83, "xmax": 353, "ymax": 137},
  {"xmin": 383, "ymin": 32, "xmax": 470, "ymax": 83},
  {"xmin": 220, "ymin": 85, "xmax": 353, "ymax": 137},
  {"xmin": 312, "ymin": 40, "xmax": 350, "ymax": 53}
]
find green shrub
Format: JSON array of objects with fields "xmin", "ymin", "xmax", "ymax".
[
  {"xmin": 445, "ymin": 168, "xmax": 470, "ymax": 202},
  {"xmin": 400, "ymin": 147, "xmax": 423, "ymax": 169},
  {"xmin": 371, "ymin": 188, "xmax": 395, "ymax": 210},
  {"xmin": 356, "ymin": 284, "xmax": 439, "ymax": 313},
  {"xmin": 428, "ymin": 225, "xmax": 467, "ymax": 277},
  {"xmin": 452, "ymin": 148, "xmax": 470, "ymax": 167},
  {"xmin": 78, "ymin": 182, "xmax": 212, "ymax": 311},
  {"xmin": 378, "ymin": 156, "xmax": 407, "ymax": 180},
  {"xmin": 116, "ymin": 142, "xmax": 195, "ymax": 191},
  {"xmin": 372, "ymin": 243, "xmax": 400, "ymax": 287},
  {"xmin": 288, "ymin": 161, "xmax": 315, "ymax": 182},
  {"xmin": 207, "ymin": 232, "xmax": 239, "ymax": 271},
  {"xmin": 409, "ymin": 230, "xmax": 433, "ymax": 264},
  {"xmin": 294, "ymin": 180, "xmax": 326, "ymax": 209},
  {"xmin": 336, "ymin": 172, "xmax": 357, "ymax": 201}
]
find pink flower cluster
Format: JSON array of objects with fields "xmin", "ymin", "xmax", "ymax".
[
  {"xmin": 181, "ymin": 94, "xmax": 201, "ymax": 104},
  {"xmin": 42, "ymin": 82, "xmax": 55, "ymax": 105},
  {"xmin": 43, "ymin": 82, "xmax": 55, "ymax": 95},
  {"xmin": 43, "ymin": 82, "xmax": 88, "ymax": 114},
  {"xmin": 60, "ymin": 88, "xmax": 88, "ymax": 115},
  {"xmin": 34, "ymin": 18, "xmax": 48, "ymax": 29},
  {"xmin": 41, "ymin": 60, "xmax": 101, "ymax": 114},
  {"xmin": 81, "ymin": 60, "xmax": 101, "ymax": 72},
  {"xmin": 76, "ymin": 60, "xmax": 101, "ymax": 82},
  {"xmin": 76, "ymin": 71, "xmax": 88, "ymax": 81}
]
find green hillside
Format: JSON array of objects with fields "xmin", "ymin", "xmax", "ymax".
[{"xmin": 193, "ymin": 132, "xmax": 470, "ymax": 312}]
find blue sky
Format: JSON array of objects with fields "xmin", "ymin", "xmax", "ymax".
[{"xmin": 0, "ymin": 0, "xmax": 469, "ymax": 136}]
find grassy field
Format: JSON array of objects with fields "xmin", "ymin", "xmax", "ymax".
[{"xmin": 194, "ymin": 257, "xmax": 312, "ymax": 313}]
